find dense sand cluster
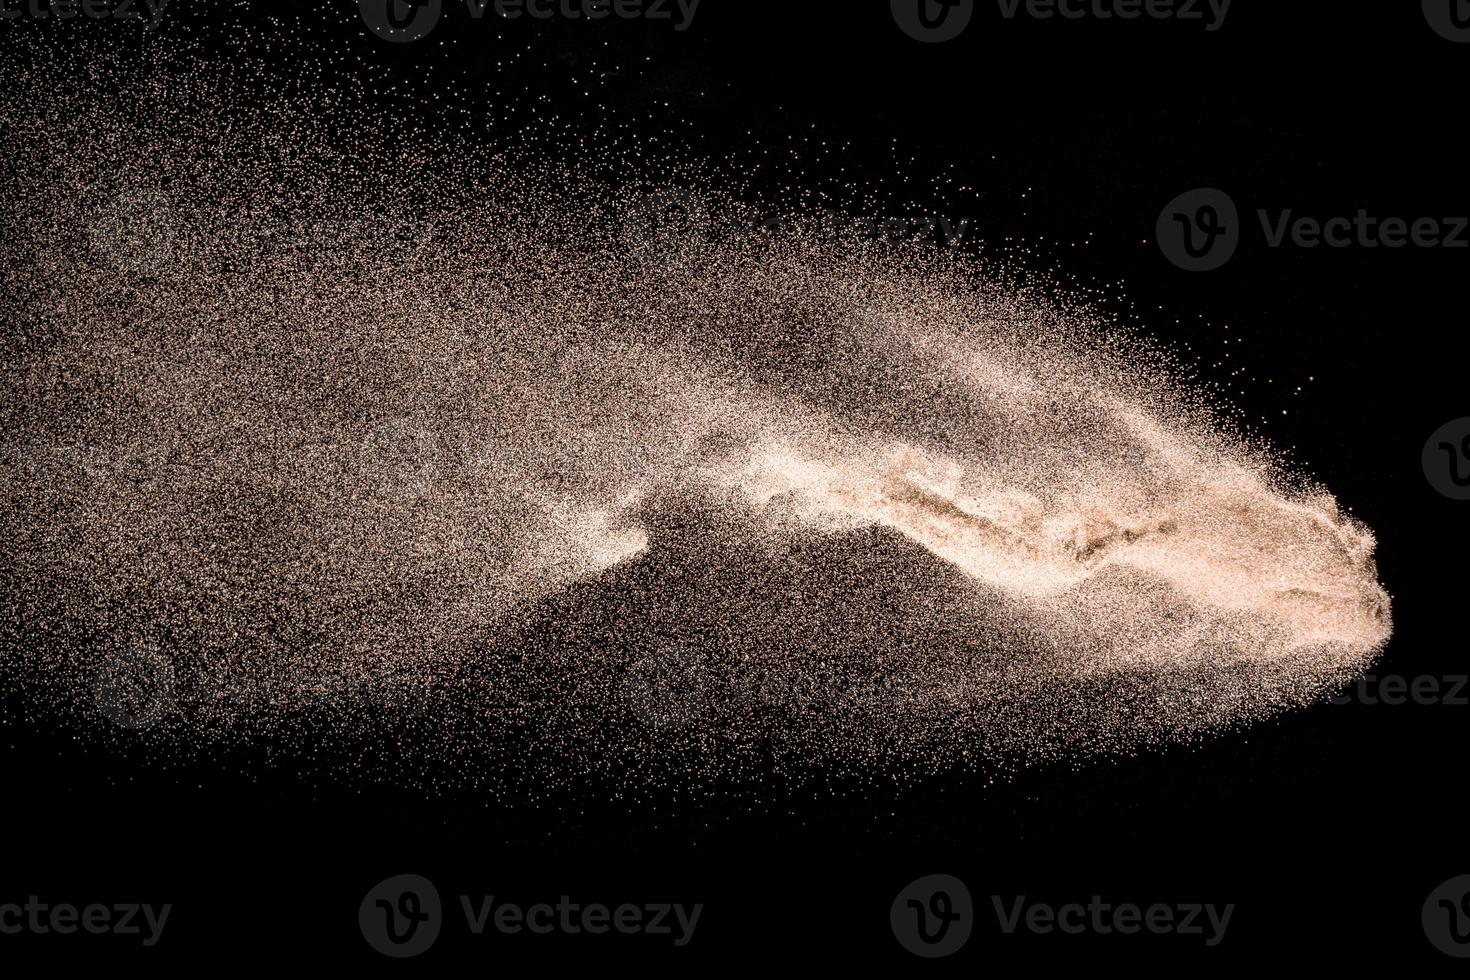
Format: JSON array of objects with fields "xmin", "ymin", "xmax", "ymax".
[{"xmin": 0, "ymin": 28, "xmax": 1390, "ymax": 789}]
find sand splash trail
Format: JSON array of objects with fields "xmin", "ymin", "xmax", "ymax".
[{"xmin": 0, "ymin": 36, "xmax": 1390, "ymax": 786}]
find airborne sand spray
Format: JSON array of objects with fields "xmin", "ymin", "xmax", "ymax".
[{"xmin": 0, "ymin": 30, "xmax": 1390, "ymax": 791}]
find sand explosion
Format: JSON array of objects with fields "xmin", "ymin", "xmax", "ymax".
[{"xmin": 0, "ymin": 33, "xmax": 1390, "ymax": 787}]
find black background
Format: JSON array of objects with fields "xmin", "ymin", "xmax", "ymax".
[{"xmin": 2, "ymin": 0, "xmax": 1465, "ymax": 968}]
